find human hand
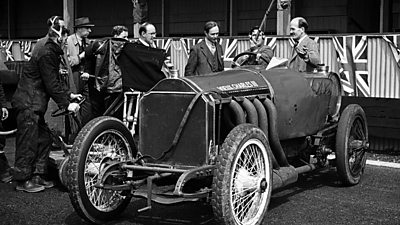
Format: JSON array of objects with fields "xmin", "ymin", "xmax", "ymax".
[
  {"xmin": 295, "ymin": 46, "xmax": 309, "ymax": 58},
  {"xmin": 59, "ymin": 68, "xmax": 68, "ymax": 75},
  {"xmin": 256, "ymin": 53, "xmax": 261, "ymax": 61},
  {"xmin": 67, "ymin": 102, "xmax": 80, "ymax": 114},
  {"xmin": 1, "ymin": 108, "xmax": 8, "ymax": 121},
  {"xmin": 79, "ymin": 52, "xmax": 85, "ymax": 60},
  {"xmin": 80, "ymin": 72, "xmax": 91, "ymax": 81},
  {"xmin": 70, "ymin": 93, "xmax": 83, "ymax": 101}
]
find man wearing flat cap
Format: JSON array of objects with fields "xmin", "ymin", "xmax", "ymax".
[{"xmin": 66, "ymin": 17, "xmax": 95, "ymax": 125}]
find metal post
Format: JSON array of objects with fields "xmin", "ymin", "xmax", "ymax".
[
  {"xmin": 379, "ymin": 0, "xmax": 384, "ymax": 33},
  {"xmin": 63, "ymin": 0, "xmax": 75, "ymax": 30},
  {"xmin": 161, "ymin": 0, "xmax": 164, "ymax": 37},
  {"xmin": 7, "ymin": 0, "xmax": 10, "ymax": 39},
  {"xmin": 277, "ymin": 0, "xmax": 291, "ymax": 35},
  {"xmin": 229, "ymin": 0, "xmax": 233, "ymax": 36}
]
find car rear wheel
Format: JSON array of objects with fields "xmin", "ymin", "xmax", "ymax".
[
  {"xmin": 67, "ymin": 116, "xmax": 137, "ymax": 224},
  {"xmin": 212, "ymin": 124, "xmax": 272, "ymax": 225},
  {"xmin": 336, "ymin": 104, "xmax": 368, "ymax": 186}
]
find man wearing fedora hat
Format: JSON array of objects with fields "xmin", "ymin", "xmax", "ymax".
[{"xmin": 66, "ymin": 17, "xmax": 95, "ymax": 125}]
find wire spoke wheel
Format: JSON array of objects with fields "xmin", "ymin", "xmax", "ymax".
[
  {"xmin": 67, "ymin": 116, "xmax": 137, "ymax": 224},
  {"xmin": 336, "ymin": 104, "xmax": 368, "ymax": 186},
  {"xmin": 84, "ymin": 130, "xmax": 131, "ymax": 211},
  {"xmin": 212, "ymin": 124, "xmax": 272, "ymax": 225}
]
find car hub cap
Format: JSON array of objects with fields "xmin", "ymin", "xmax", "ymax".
[{"xmin": 230, "ymin": 139, "xmax": 270, "ymax": 225}]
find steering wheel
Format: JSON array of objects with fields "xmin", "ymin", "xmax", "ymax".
[
  {"xmin": 232, "ymin": 52, "xmax": 269, "ymax": 67},
  {"xmin": 51, "ymin": 97, "xmax": 86, "ymax": 117}
]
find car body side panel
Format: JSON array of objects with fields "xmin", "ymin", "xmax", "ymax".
[{"xmin": 261, "ymin": 69, "xmax": 330, "ymax": 140}]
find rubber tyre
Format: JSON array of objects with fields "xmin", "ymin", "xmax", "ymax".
[
  {"xmin": 58, "ymin": 155, "xmax": 69, "ymax": 188},
  {"xmin": 336, "ymin": 104, "xmax": 368, "ymax": 186},
  {"xmin": 67, "ymin": 116, "xmax": 137, "ymax": 224},
  {"xmin": 212, "ymin": 124, "xmax": 272, "ymax": 225}
]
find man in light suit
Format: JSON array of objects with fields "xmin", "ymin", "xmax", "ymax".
[
  {"xmin": 184, "ymin": 21, "xmax": 224, "ymax": 76},
  {"xmin": 288, "ymin": 17, "xmax": 320, "ymax": 72},
  {"xmin": 66, "ymin": 17, "xmax": 95, "ymax": 125}
]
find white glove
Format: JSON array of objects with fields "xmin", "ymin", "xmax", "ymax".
[{"xmin": 67, "ymin": 102, "xmax": 80, "ymax": 113}]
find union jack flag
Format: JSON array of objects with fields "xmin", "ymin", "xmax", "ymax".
[
  {"xmin": 333, "ymin": 36, "xmax": 369, "ymax": 97},
  {"xmin": 154, "ymin": 38, "xmax": 172, "ymax": 52},
  {"xmin": 19, "ymin": 40, "xmax": 33, "ymax": 60},
  {"xmin": 0, "ymin": 40, "xmax": 15, "ymax": 61},
  {"xmin": 383, "ymin": 35, "xmax": 400, "ymax": 68}
]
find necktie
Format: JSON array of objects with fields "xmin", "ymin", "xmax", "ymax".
[{"xmin": 210, "ymin": 43, "xmax": 216, "ymax": 55}]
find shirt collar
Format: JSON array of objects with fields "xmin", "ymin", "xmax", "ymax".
[
  {"xmin": 205, "ymin": 38, "xmax": 216, "ymax": 48},
  {"xmin": 139, "ymin": 38, "xmax": 156, "ymax": 48},
  {"xmin": 73, "ymin": 33, "xmax": 85, "ymax": 46},
  {"xmin": 139, "ymin": 38, "xmax": 150, "ymax": 47},
  {"xmin": 298, "ymin": 35, "xmax": 307, "ymax": 45}
]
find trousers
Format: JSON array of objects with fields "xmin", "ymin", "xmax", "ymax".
[{"xmin": 13, "ymin": 109, "xmax": 51, "ymax": 181}]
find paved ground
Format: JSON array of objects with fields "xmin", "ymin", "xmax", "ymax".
[
  {"xmin": 0, "ymin": 163, "xmax": 399, "ymax": 224},
  {"xmin": 1, "ymin": 136, "xmax": 400, "ymax": 224}
]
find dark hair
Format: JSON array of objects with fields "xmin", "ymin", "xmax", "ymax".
[
  {"xmin": 204, "ymin": 21, "xmax": 218, "ymax": 33},
  {"xmin": 46, "ymin": 16, "xmax": 63, "ymax": 28},
  {"xmin": 112, "ymin": 25, "xmax": 128, "ymax": 36},
  {"xmin": 297, "ymin": 17, "xmax": 309, "ymax": 32},
  {"xmin": 139, "ymin": 22, "xmax": 153, "ymax": 35},
  {"xmin": 249, "ymin": 26, "xmax": 263, "ymax": 36}
]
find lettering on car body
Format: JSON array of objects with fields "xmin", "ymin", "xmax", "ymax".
[{"xmin": 216, "ymin": 81, "xmax": 259, "ymax": 91}]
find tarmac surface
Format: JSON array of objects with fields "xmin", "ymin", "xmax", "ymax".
[{"xmin": 1, "ymin": 137, "xmax": 400, "ymax": 225}]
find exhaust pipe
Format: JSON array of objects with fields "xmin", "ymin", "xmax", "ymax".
[
  {"xmin": 251, "ymin": 98, "xmax": 279, "ymax": 169},
  {"xmin": 262, "ymin": 98, "xmax": 290, "ymax": 167},
  {"xmin": 228, "ymin": 100, "xmax": 245, "ymax": 124},
  {"xmin": 228, "ymin": 98, "xmax": 279, "ymax": 169},
  {"xmin": 240, "ymin": 98, "xmax": 258, "ymax": 126}
]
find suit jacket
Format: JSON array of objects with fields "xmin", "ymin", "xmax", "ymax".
[
  {"xmin": 288, "ymin": 36, "xmax": 320, "ymax": 72},
  {"xmin": 184, "ymin": 41, "xmax": 224, "ymax": 76},
  {"xmin": 66, "ymin": 33, "xmax": 89, "ymax": 68}
]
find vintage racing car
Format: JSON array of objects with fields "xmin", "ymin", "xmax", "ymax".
[{"xmin": 65, "ymin": 51, "xmax": 369, "ymax": 225}]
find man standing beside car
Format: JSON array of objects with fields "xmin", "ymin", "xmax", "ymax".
[
  {"xmin": 67, "ymin": 17, "xmax": 95, "ymax": 125},
  {"xmin": 288, "ymin": 17, "xmax": 320, "ymax": 72},
  {"xmin": 184, "ymin": 21, "xmax": 224, "ymax": 76},
  {"xmin": 12, "ymin": 21, "xmax": 81, "ymax": 193}
]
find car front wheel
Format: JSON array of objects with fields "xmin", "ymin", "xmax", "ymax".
[{"xmin": 212, "ymin": 124, "xmax": 272, "ymax": 225}]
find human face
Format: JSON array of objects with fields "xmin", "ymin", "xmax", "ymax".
[
  {"xmin": 116, "ymin": 31, "xmax": 129, "ymax": 40},
  {"xmin": 60, "ymin": 33, "xmax": 68, "ymax": 46},
  {"xmin": 59, "ymin": 20, "xmax": 65, "ymax": 28},
  {"xmin": 142, "ymin": 24, "xmax": 156, "ymax": 45},
  {"xmin": 205, "ymin": 26, "xmax": 219, "ymax": 44},
  {"xmin": 289, "ymin": 19, "xmax": 304, "ymax": 41},
  {"xmin": 77, "ymin": 27, "xmax": 92, "ymax": 38},
  {"xmin": 250, "ymin": 29, "xmax": 264, "ymax": 46},
  {"xmin": 57, "ymin": 33, "xmax": 69, "ymax": 48}
]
